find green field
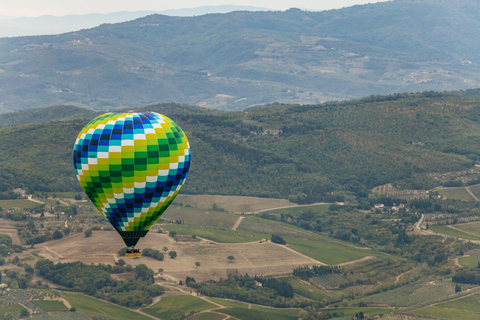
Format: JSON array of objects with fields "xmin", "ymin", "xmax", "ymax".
[
  {"xmin": 467, "ymin": 184, "xmax": 480, "ymax": 199},
  {"xmin": 161, "ymin": 224, "xmax": 262, "ymax": 243},
  {"xmin": 31, "ymin": 300, "xmax": 69, "ymax": 311},
  {"xmin": 0, "ymin": 199, "xmax": 40, "ymax": 209},
  {"xmin": 285, "ymin": 236, "xmax": 380, "ymax": 265},
  {"xmin": 206, "ymin": 297, "xmax": 301, "ymax": 320},
  {"xmin": 143, "ymin": 295, "xmax": 216, "ymax": 319},
  {"xmin": 188, "ymin": 312, "xmax": 226, "ymax": 320},
  {"xmin": 220, "ymin": 305, "xmax": 300, "ymax": 320},
  {"xmin": 429, "ymin": 225, "xmax": 480, "ymax": 240},
  {"xmin": 162, "ymin": 206, "xmax": 239, "ymax": 229},
  {"xmin": 412, "ymin": 292, "xmax": 480, "ymax": 319},
  {"xmin": 437, "ymin": 187, "xmax": 475, "ymax": 201},
  {"xmin": 452, "ymin": 221, "xmax": 480, "ymax": 236},
  {"xmin": 280, "ymin": 276, "xmax": 329, "ymax": 301},
  {"xmin": 0, "ymin": 304, "xmax": 26, "ymax": 318},
  {"xmin": 459, "ymin": 252, "xmax": 480, "ymax": 268},
  {"xmin": 321, "ymin": 307, "xmax": 391, "ymax": 317},
  {"xmin": 264, "ymin": 204, "xmax": 331, "ymax": 217},
  {"xmin": 61, "ymin": 292, "xmax": 151, "ymax": 320}
]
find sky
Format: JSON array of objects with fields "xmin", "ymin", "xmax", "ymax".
[{"xmin": 0, "ymin": 0, "xmax": 390, "ymax": 17}]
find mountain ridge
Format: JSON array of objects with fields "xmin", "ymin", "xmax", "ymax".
[{"xmin": 1, "ymin": 0, "xmax": 480, "ymax": 113}]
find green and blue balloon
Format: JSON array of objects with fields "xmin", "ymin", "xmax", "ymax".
[{"xmin": 73, "ymin": 112, "xmax": 190, "ymax": 247}]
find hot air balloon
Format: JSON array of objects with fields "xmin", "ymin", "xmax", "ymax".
[{"xmin": 73, "ymin": 112, "xmax": 190, "ymax": 257}]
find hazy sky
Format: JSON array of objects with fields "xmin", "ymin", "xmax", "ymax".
[{"xmin": 0, "ymin": 0, "xmax": 390, "ymax": 17}]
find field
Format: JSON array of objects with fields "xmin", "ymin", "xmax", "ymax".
[
  {"xmin": 429, "ymin": 225, "xmax": 480, "ymax": 241},
  {"xmin": 280, "ymin": 276, "xmax": 329, "ymax": 301},
  {"xmin": 263, "ymin": 203, "xmax": 331, "ymax": 217},
  {"xmin": 357, "ymin": 281, "xmax": 471, "ymax": 308},
  {"xmin": 285, "ymin": 236, "xmax": 379, "ymax": 265},
  {"xmin": 459, "ymin": 252, "xmax": 480, "ymax": 268},
  {"xmin": 31, "ymin": 299, "xmax": 69, "ymax": 311},
  {"xmin": 188, "ymin": 312, "xmax": 226, "ymax": 320},
  {"xmin": 436, "ymin": 187, "xmax": 475, "ymax": 201},
  {"xmin": 175, "ymin": 194, "xmax": 296, "ymax": 213},
  {"xmin": 467, "ymin": 184, "xmax": 480, "ymax": 199},
  {"xmin": 161, "ymin": 224, "xmax": 263, "ymax": 243},
  {"xmin": 412, "ymin": 292, "xmax": 480, "ymax": 319},
  {"xmin": 0, "ymin": 218, "xmax": 22, "ymax": 245},
  {"xmin": 0, "ymin": 199, "xmax": 40, "ymax": 209},
  {"xmin": 0, "ymin": 304, "xmax": 26, "ymax": 318},
  {"xmin": 451, "ymin": 221, "xmax": 480, "ymax": 236},
  {"xmin": 61, "ymin": 292, "xmax": 152, "ymax": 320},
  {"xmin": 143, "ymin": 295, "xmax": 216, "ymax": 319},
  {"xmin": 36, "ymin": 230, "xmax": 319, "ymax": 282},
  {"xmin": 321, "ymin": 307, "xmax": 392, "ymax": 318},
  {"xmin": 162, "ymin": 207, "xmax": 240, "ymax": 230}
]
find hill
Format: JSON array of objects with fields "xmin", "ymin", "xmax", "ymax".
[
  {"xmin": 2, "ymin": 91, "xmax": 480, "ymax": 202},
  {"xmin": 1, "ymin": 0, "xmax": 480, "ymax": 113}
]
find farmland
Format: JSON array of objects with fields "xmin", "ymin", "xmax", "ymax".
[
  {"xmin": 161, "ymin": 224, "xmax": 263, "ymax": 243},
  {"xmin": 412, "ymin": 292, "xmax": 480, "ymax": 319},
  {"xmin": 31, "ymin": 299, "xmax": 69, "ymax": 311},
  {"xmin": 429, "ymin": 225, "xmax": 480, "ymax": 241},
  {"xmin": 436, "ymin": 187, "xmax": 475, "ymax": 201},
  {"xmin": 61, "ymin": 292, "xmax": 152, "ymax": 320},
  {"xmin": 450, "ymin": 221, "xmax": 480, "ymax": 237},
  {"xmin": 143, "ymin": 295, "xmax": 216, "ymax": 319}
]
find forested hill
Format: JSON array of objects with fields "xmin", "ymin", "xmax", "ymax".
[
  {"xmin": 2, "ymin": 0, "xmax": 480, "ymax": 113},
  {"xmin": 2, "ymin": 91, "xmax": 480, "ymax": 202}
]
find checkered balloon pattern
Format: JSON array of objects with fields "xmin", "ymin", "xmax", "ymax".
[{"xmin": 73, "ymin": 112, "xmax": 190, "ymax": 245}]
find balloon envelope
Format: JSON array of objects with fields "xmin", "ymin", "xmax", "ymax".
[{"xmin": 73, "ymin": 112, "xmax": 190, "ymax": 246}]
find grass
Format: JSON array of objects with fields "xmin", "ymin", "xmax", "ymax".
[
  {"xmin": 452, "ymin": 221, "xmax": 480, "ymax": 236},
  {"xmin": 61, "ymin": 292, "xmax": 151, "ymax": 320},
  {"xmin": 0, "ymin": 304, "xmax": 26, "ymax": 318},
  {"xmin": 142, "ymin": 295, "xmax": 216, "ymax": 319},
  {"xmin": 285, "ymin": 236, "xmax": 380, "ymax": 265},
  {"xmin": 280, "ymin": 276, "xmax": 329, "ymax": 301},
  {"xmin": 412, "ymin": 292, "xmax": 480, "ymax": 319},
  {"xmin": 263, "ymin": 203, "xmax": 331, "ymax": 217},
  {"xmin": 437, "ymin": 187, "xmax": 475, "ymax": 201},
  {"xmin": 189, "ymin": 312, "xmax": 226, "ymax": 320},
  {"xmin": 429, "ymin": 225, "xmax": 480, "ymax": 240},
  {"xmin": 162, "ymin": 206, "xmax": 239, "ymax": 229},
  {"xmin": 31, "ymin": 300, "xmax": 69, "ymax": 311},
  {"xmin": 467, "ymin": 184, "xmax": 480, "ymax": 199},
  {"xmin": 0, "ymin": 199, "xmax": 40, "ymax": 209},
  {"xmin": 206, "ymin": 297, "xmax": 249, "ymax": 308},
  {"xmin": 220, "ymin": 305, "xmax": 300, "ymax": 320},
  {"xmin": 459, "ymin": 252, "xmax": 480, "ymax": 268},
  {"xmin": 321, "ymin": 307, "xmax": 391, "ymax": 317},
  {"xmin": 161, "ymin": 224, "xmax": 262, "ymax": 243}
]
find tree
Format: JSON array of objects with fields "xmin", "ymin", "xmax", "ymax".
[
  {"xmin": 169, "ymin": 251, "xmax": 177, "ymax": 259},
  {"xmin": 52, "ymin": 230, "xmax": 63, "ymax": 239},
  {"xmin": 20, "ymin": 309, "xmax": 30, "ymax": 318},
  {"xmin": 24, "ymin": 264, "xmax": 34, "ymax": 275},
  {"xmin": 227, "ymin": 255, "xmax": 235, "ymax": 263},
  {"xmin": 70, "ymin": 307, "xmax": 77, "ymax": 312},
  {"xmin": 455, "ymin": 284, "xmax": 462, "ymax": 293},
  {"xmin": 195, "ymin": 262, "xmax": 200, "ymax": 268},
  {"xmin": 169, "ymin": 231, "xmax": 177, "ymax": 238},
  {"xmin": 162, "ymin": 246, "xmax": 168, "ymax": 254},
  {"xmin": 84, "ymin": 229, "xmax": 92, "ymax": 238},
  {"xmin": 118, "ymin": 259, "xmax": 126, "ymax": 266}
]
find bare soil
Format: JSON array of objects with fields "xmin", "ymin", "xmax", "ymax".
[{"xmin": 35, "ymin": 231, "xmax": 321, "ymax": 282}]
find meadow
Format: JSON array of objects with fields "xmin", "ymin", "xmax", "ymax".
[
  {"xmin": 429, "ymin": 225, "xmax": 480, "ymax": 241},
  {"xmin": 31, "ymin": 300, "xmax": 69, "ymax": 312},
  {"xmin": 142, "ymin": 295, "xmax": 216, "ymax": 319},
  {"xmin": 160, "ymin": 224, "xmax": 263, "ymax": 243},
  {"xmin": 412, "ymin": 292, "xmax": 480, "ymax": 319},
  {"xmin": 459, "ymin": 252, "xmax": 480, "ymax": 268},
  {"xmin": 451, "ymin": 221, "xmax": 480, "ymax": 236},
  {"xmin": 61, "ymin": 292, "xmax": 152, "ymax": 320},
  {"xmin": 436, "ymin": 187, "xmax": 475, "ymax": 201},
  {"xmin": 0, "ymin": 199, "xmax": 40, "ymax": 209}
]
